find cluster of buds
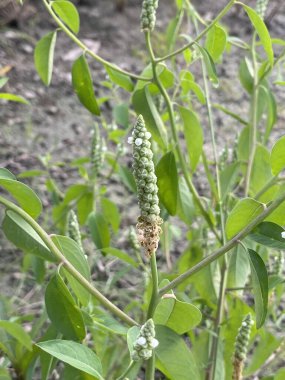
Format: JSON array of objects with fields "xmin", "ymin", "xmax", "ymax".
[
  {"xmin": 232, "ymin": 314, "xmax": 254, "ymax": 380},
  {"xmin": 140, "ymin": 0, "xmax": 159, "ymax": 32},
  {"xmin": 256, "ymin": 0, "xmax": 269, "ymax": 20},
  {"xmin": 128, "ymin": 226, "xmax": 141, "ymax": 253},
  {"xmin": 90, "ymin": 123, "xmax": 105, "ymax": 178},
  {"xmin": 132, "ymin": 319, "xmax": 159, "ymax": 361},
  {"xmin": 67, "ymin": 210, "xmax": 83, "ymax": 252},
  {"xmin": 128, "ymin": 115, "xmax": 163, "ymax": 257}
]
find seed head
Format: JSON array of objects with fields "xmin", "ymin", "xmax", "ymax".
[{"xmin": 140, "ymin": 0, "xmax": 160, "ymax": 32}]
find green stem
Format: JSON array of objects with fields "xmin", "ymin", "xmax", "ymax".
[
  {"xmin": 0, "ymin": 195, "xmax": 137, "ymax": 327},
  {"xmin": 145, "ymin": 253, "xmax": 159, "ymax": 380},
  {"xmin": 158, "ymin": 191, "xmax": 285, "ymax": 295},
  {"xmin": 244, "ymin": 34, "xmax": 258, "ymax": 196},
  {"xmin": 145, "ymin": 31, "xmax": 221, "ymax": 242},
  {"xmin": 116, "ymin": 360, "xmax": 136, "ymax": 380},
  {"xmin": 42, "ymin": 0, "xmax": 149, "ymax": 81},
  {"xmin": 155, "ymin": 0, "xmax": 236, "ymax": 63}
]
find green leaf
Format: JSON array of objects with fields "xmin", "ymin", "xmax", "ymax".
[
  {"xmin": 88, "ymin": 212, "xmax": 110, "ymax": 250},
  {"xmin": 250, "ymin": 145, "xmax": 272, "ymax": 195},
  {"xmin": 101, "ymin": 198, "xmax": 120, "ymax": 233},
  {"xmin": 156, "ymin": 325, "xmax": 200, "ymax": 380},
  {"xmin": 156, "ymin": 151, "xmax": 178, "ymax": 215},
  {"xmin": 77, "ymin": 191, "xmax": 93, "ymax": 225},
  {"xmin": 180, "ymin": 80, "xmax": 206, "ymax": 104},
  {"xmin": 227, "ymin": 245, "xmax": 250, "ymax": 289},
  {"xmin": 0, "ymin": 368, "xmax": 11, "ymax": 380},
  {"xmin": 220, "ymin": 162, "xmax": 240, "ymax": 200},
  {"xmin": 34, "ymin": 31, "xmax": 57, "ymax": 86},
  {"xmin": 225, "ymin": 198, "xmax": 265, "ymax": 239},
  {"xmin": 36, "ymin": 340, "xmax": 104, "ymax": 380},
  {"xmin": 112, "ymin": 103, "xmax": 129, "ymax": 128},
  {"xmin": 239, "ymin": 57, "xmax": 253, "ymax": 93},
  {"xmin": 101, "ymin": 247, "xmax": 138, "ymax": 268},
  {"xmin": 127, "ymin": 326, "xmax": 140, "ymax": 358},
  {"xmin": 45, "ymin": 274, "xmax": 86, "ymax": 341},
  {"xmin": 2, "ymin": 211, "xmax": 55, "ymax": 262},
  {"xmin": 105, "ymin": 66, "xmax": 134, "ymax": 92},
  {"xmin": 118, "ymin": 165, "xmax": 136, "ymax": 193},
  {"xmin": 0, "ymin": 320, "xmax": 33, "ymax": 351},
  {"xmin": 72, "ymin": 55, "xmax": 100, "ymax": 115},
  {"xmin": 154, "ymin": 297, "xmax": 202, "ymax": 334},
  {"xmin": 270, "ymin": 135, "xmax": 285, "ymax": 175},
  {"xmin": 90, "ymin": 307, "xmax": 128, "ymax": 336},
  {"xmin": 241, "ymin": 4, "xmax": 274, "ymax": 66},
  {"xmin": 0, "ymin": 168, "xmax": 42, "ymax": 218},
  {"xmin": 179, "ymin": 107, "xmax": 203, "ymax": 172},
  {"xmin": 51, "ymin": 1, "xmax": 80, "ymax": 34},
  {"xmin": 196, "ymin": 45, "xmax": 219, "ymax": 86},
  {"xmin": 176, "ymin": 177, "xmax": 195, "ymax": 225},
  {"xmin": 205, "ymin": 24, "xmax": 227, "ymax": 62},
  {"xmin": 51, "ymin": 235, "xmax": 91, "ymax": 306},
  {"xmin": 248, "ymin": 222, "xmax": 285, "ymax": 249},
  {"xmin": 248, "ymin": 249, "xmax": 268, "ymax": 328},
  {"xmin": 0, "ymin": 93, "xmax": 29, "ymax": 104},
  {"xmin": 132, "ymin": 86, "xmax": 167, "ymax": 149}
]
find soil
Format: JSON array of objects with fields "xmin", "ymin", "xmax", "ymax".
[{"xmin": 0, "ymin": 0, "xmax": 285, "ymax": 378}]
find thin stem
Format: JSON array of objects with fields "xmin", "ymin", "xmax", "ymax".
[
  {"xmin": 145, "ymin": 253, "xmax": 159, "ymax": 380},
  {"xmin": 145, "ymin": 31, "xmax": 221, "ymax": 241},
  {"xmin": 244, "ymin": 34, "xmax": 258, "ymax": 196},
  {"xmin": 155, "ymin": 0, "xmax": 236, "ymax": 63},
  {"xmin": 158, "ymin": 191, "xmax": 285, "ymax": 295},
  {"xmin": 0, "ymin": 195, "xmax": 137, "ymax": 327},
  {"xmin": 116, "ymin": 360, "xmax": 136, "ymax": 380},
  {"xmin": 42, "ymin": 0, "xmax": 149, "ymax": 81}
]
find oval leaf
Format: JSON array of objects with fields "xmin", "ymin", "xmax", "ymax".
[
  {"xmin": 241, "ymin": 4, "xmax": 274, "ymax": 66},
  {"xmin": 105, "ymin": 66, "xmax": 134, "ymax": 92},
  {"xmin": 72, "ymin": 55, "xmax": 100, "ymax": 115},
  {"xmin": 248, "ymin": 249, "xmax": 268, "ymax": 328},
  {"xmin": 225, "ymin": 198, "xmax": 264, "ymax": 239},
  {"xmin": 156, "ymin": 151, "xmax": 178, "ymax": 215},
  {"xmin": 0, "ymin": 320, "xmax": 33, "ymax": 351},
  {"xmin": 205, "ymin": 24, "xmax": 227, "ymax": 62},
  {"xmin": 270, "ymin": 135, "xmax": 285, "ymax": 175},
  {"xmin": 36, "ymin": 340, "xmax": 104, "ymax": 380},
  {"xmin": 249, "ymin": 221, "xmax": 285, "ymax": 249},
  {"xmin": 51, "ymin": 0, "xmax": 80, "ymax": 34},
  {"xmin": 2, "ymin": 211, "xmax": 55, "ymax": 262},
  {"xmin": 45, "ymin": 274, "xmax": 86, "ymax": 341},
  {"xmin": 34, "ymin": 31, "xmax": 57, "ymax": 86},
  {"xmin": 196, "ymin": 45, "xmax": 219, "ymax": 86},
  {"xmin": 88, "ymin": 212, "xmax": 110, "ymax": 250}
]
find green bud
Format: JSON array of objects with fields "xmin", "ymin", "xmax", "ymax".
[
  {"xmin": 234, "ymin": 314, "xmax": 253, "ymax": 361},
  {"xmin": 91, "ymin": 123, "xmax": 105, "ymax": 178},
  {"xmin": 256, "ymin": 0, "xmax": 269, "ymax": 19},
  {"xmin": 132, "ymin": 319, "xmax": 159, "ymax": 361},
  {"xmin": 140, "ymin": 0, "xmax": 159, "ymax": 32},
  {"xmin": 67, "ymin": 210, "xmax": 83, "ymax": 252}
]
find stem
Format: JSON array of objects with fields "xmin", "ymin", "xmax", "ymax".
[
  {"xmin": 116, "ymin": 360, "xmax": 136, "ymax": 380},
  {"xmin": 42, "ymin": 0, "xmax": 149, "ymax": 81},
  {"xmin": 145, "ymin": 31, "xmax": 221, "ymax": 241},
  {"xmin": 244, "ymin": 34, "xmax": 258, "ymax": 196},
  {"xmin": 155, "ymin": 0, "xmax": 236, "ymax": 63},
  {"xmin": 158, "ymin": 191, "xmax": 285, "ymax": 295},
  {"xmin": 0, "ymin": 195, "xmax": 137, "ymax": 327},
  {"xmin": 145, "ymin": 253, "xmax": 159, "ymax": 380}
]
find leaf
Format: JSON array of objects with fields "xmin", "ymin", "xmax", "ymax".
[
  {"xmin": 2, "ymin": 211, "xmax": 55, "ymax": 262},
  {"xmin": 132, "ymin": 86, "xmax": 167, "ymax": 149},
  {"xmin": 248, "ymin": 249, "xmax": 268, "ymax": 328},
  {"xmin": 51, "ymin": 1, "xmax": 80, "ymax": 34},
  {"xmin": 155, "ymin": 325, "xmax": 200, "ymax": 380},
  {"xmin": 77, "ymin": 191, "xmax": 93, "ymax": 225},
  {"xmin": 241, "ymin": 4, "xmax": 274, "ymax": 66},
  {"xmin": 101, "ymin": 198, "xmax": 120, "ymax": 233},
  {"xmin": 156, "ymin": 151, "xmax": 178, "ymax": 215},
  {"xmin": 248, "ymin": 222, "xmax": 285, "ymax": 249},
  {"xmin": 220, "ymin": 162, "xmax": 240, "ymax": 200},
  {"xmin": 88, "ymin": 212, "xmax": 110, "ymax": 250},
  {"xmin": 0, "ymin": 320, "xmax": 33, "ymax": 351},
  {"xmin": 239, "ymin": 57, "xmax": 253, "ymax": 93},
  {"xmin": 227, "ymin": 245, "xmax": 250, "ymax": 289},
  {"xmin": 72, "ymin": 55, "xmax": 100, "ymax": 115},
  {"xmin": 0, "ymin": 168, "xmax": 42, "ymax": 218},
  {"xmin": 118, "ymin": 165, "xmax": 136, "ymax": 193},
  {"xmin": 250, "ymin": 145, "xmax": 272, "ymax": 195},
  {"xmin": 196, "ymin": 45, "xmax": 219, "ymax": 86},
  {"xmin": 176, "ymin": 177, "xmax": 195, "ymax": 224},
  {"xmin": 0, "ymin": 368, "xmax": 11, "ymax": 380},
  {"xmin": 179, "ymin": 107, "xmax": 203, "ymax": 172},
  {"xmin": 51, "ymin": 235, "xmax": 91, "ymax": 306},
  {"xmin": 34, "ymin": 31, "xmax": 57, "ymax": 86},
  {"xmin": 36, "ymin": 340, "xmax": 104, "ymax": 380},
  {"xmin": 90, "ymin": 307, "xmax": 128, "ymax": 336},
  {"xmin": 180, "ymin": 80, "xmax": 206, "ymax": 104},
  {"xmin": 127, "ymin": 326, "xmax": 140, "ymax": 358},
  {"xmin": 105, "ymin": 66, "xmax": 134, "ymax": 92},
  {"xmin": 0, "ymin": 93, "xmax": 29, "ymax": 104},
  {"xmin": 225, "ymin": 198, "xmax": 265, "ymax": 239},
  {"xmin": 101, "ymin": 247, "xmax": 138, "ymax": 268},
  {"xmin": 270, "ymin": 135, "xmax": 285, "ymax": 175},
  {"xmin": 45, "ymin": 274, "xmax": 86, "ymax": 341},
  {"xmin": 205, "ymin": 24, "xmax": 227, "ymax": 62},
  {"xmin": 112, "ymin": 103, "xmax": 129, "ymax": 128},
  {"xmin": 154, "ymin": 297, "xmax": 202, "ymax": 334}
]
